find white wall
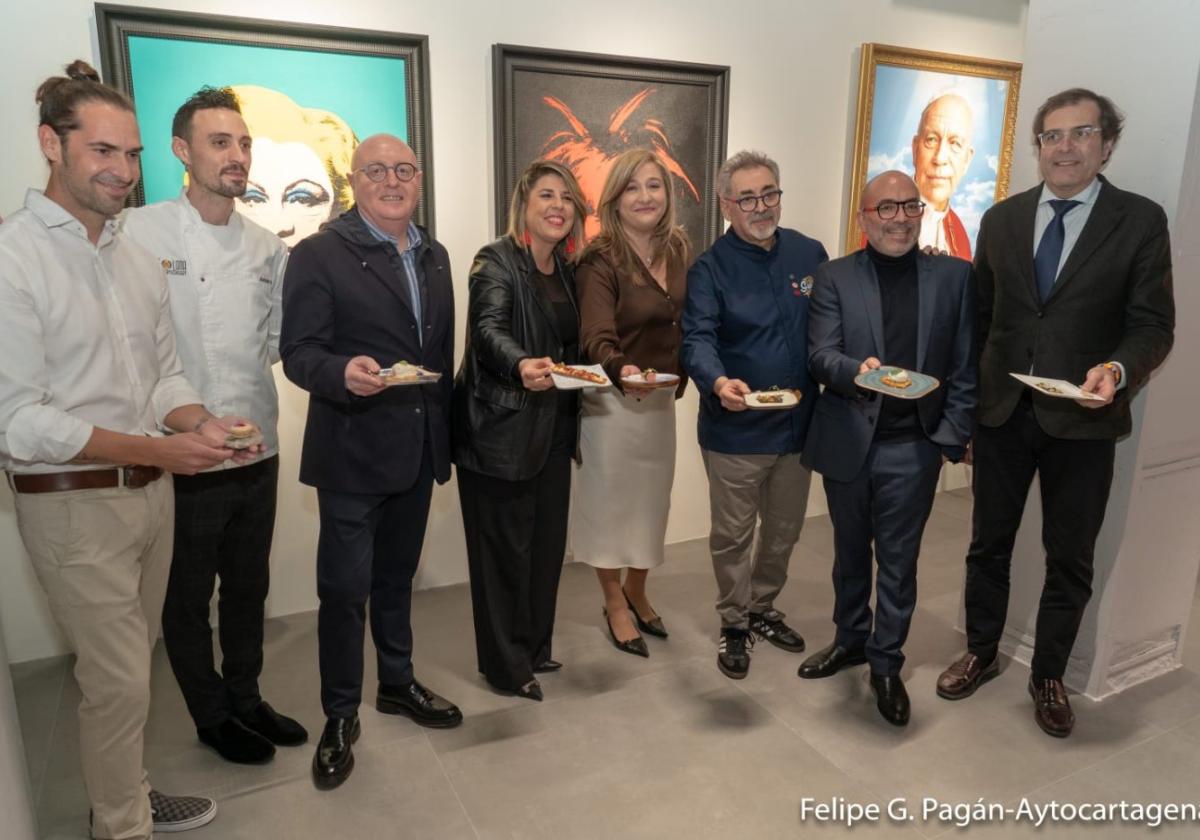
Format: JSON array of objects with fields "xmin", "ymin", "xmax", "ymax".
[{"xmin": 0, "ymin": 0, "xmax": 1028, "ymax": 663}]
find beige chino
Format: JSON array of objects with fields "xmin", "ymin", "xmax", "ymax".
[{"xmin": 13, "ymin": 476, "xmax": 174, "ymax": 840}]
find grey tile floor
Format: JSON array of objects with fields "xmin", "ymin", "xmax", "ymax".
[{"xmin": 13, "ymin": 488, "xmax": 1200, "ymax": 838}]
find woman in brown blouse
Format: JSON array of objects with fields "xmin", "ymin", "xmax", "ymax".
[{"xmin": 573, "ymin": 149, "xmax": 691, "ymax": 657}]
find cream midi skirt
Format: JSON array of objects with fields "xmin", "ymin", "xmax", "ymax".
[{"xmin": 571, "ymin": 385, "xmax": 676, "ymax": 569}]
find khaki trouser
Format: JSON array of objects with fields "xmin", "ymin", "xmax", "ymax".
[
  {"xmin": 13, "ymin": 476, "xmax": 174, "ymax": 840},
  {"xmin": 702, "ymin": 451, "xmax": 811, "ymax": 629}
]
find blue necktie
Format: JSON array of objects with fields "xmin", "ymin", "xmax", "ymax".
[{"xmin": 1034, "ymin": 199, "xmax": 1080, "ymax": 302}]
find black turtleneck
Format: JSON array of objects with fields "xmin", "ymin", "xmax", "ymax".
[{"xmin": 868, "ymin": 244, "xmax": 922, "ymax": 441}]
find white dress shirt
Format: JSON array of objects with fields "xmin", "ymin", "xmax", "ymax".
[
  {"xmin": 0, "ymin": 190, "xmax": 202, "ymax": 473},
  {"xmin": 121, "ymin": 191, "xmax": 287, "ymax": 463}
]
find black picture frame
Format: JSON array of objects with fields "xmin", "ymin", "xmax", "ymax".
[
  {"xmin": 493, "ymin": 44, "xmax": 729, "ymax": 249},
  {"xmin": 95, "ymin": 3, "xmax": 435, "ymax": 237}
]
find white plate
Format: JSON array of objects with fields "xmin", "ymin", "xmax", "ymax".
[
  {"xmin": 1009, "ymin": 372, "xmax": 1107, "ymax": 401},
  {"xmin": 379, "ymin": 366, "xmax": 442, "ymax": 386},
  {"xmin": 620, "ymin": 372, "xmax": 680, "ymax": 389},
  {"xmin": 551, "ymin": 363, "xmax": 611, "ymax": 390},
  {"xmin": 744, "ymin": 390, "xmax": 801, "ymax": 410}
]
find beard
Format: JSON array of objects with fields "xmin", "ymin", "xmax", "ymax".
[{"xmin": 196, "ymin": 166, "xmax": 248, "ymax": 199}]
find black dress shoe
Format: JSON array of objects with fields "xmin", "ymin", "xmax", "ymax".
[
  {"xmin": 623, "ymin": 589, "xmax": 668, "ymax": 638},
  {"xmin": 197, "ymin": 717, "xmax": 275, "ymax": 764},
  {"xmin": 515, "ymin": 679, "xmax": 544, "ymax": 702},
  {"xmin": 377, "ymin": 680, "xmax": 464, "ymax": 728},
  {"xmin": 235, "ymin": 700, "xmax": 308, "ymax": 746},
  {"xmin": 797, "ymin": 642, "xmax": 868, "ymax": 679},
  {"xmin": 604, "ymin": 609, "xmax": 649, "ymax": 658},
  {"xmin": 870, "ymin": 674, "xmax": 910, "ymax": 726},
  {"xmin": 312, "ymin": 715, "xmax": 359, "ymax": 791},
  {"xmin": 533, "ymin": 659, "xmax": 563, "ymax": 673}
]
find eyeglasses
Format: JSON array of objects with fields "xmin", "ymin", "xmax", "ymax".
[
  {"xmin": 357, "ymin": 162, "xmax": 419, "ymax": 183},
  {"xmin": 863, "ymin": 199, "xmax": 926, "ymax": 219},
  {"xmin": 727, "ymin": 189, "xmax": 783, "ymax": 213},
  {"xmin": 1036, "ymin": 125, "xmax": 1102, "ymax": 147}
]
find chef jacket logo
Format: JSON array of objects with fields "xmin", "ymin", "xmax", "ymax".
[
  {"xmin": 790, "ymin": 275, "xmax": 814, "ymax": 297},
  {"xmin": 161, "ymin": 258, "xmax": 187, "ymax": 276}
]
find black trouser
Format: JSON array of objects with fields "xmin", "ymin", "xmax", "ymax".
[
  {"xmin": 964, "ymin": 397, "xmax": 1115, "ymax": 679},
  {"xmin": 824, "ymin": 437, "xmax": 943, "ymax": 676},
  {"xmin": 316, "ymin": 448, "xmax": 434, "ymax": 718},
  {"xmin": 457, "ymin": 439, "xmax": 572, "ymax": 692},
  {"xmin": 163, "ymin": 456, "xmax": 278, "ymax": 730}
]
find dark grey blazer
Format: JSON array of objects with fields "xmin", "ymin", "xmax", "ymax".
[
  {"xmin": 975, "ymin": 176, "xmax": 1174, "ymax": 439},
  {"xmin": 803, "ymin": 250, "xmax": 978, "ymax": 483}
]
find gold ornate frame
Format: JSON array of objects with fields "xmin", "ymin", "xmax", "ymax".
[{"xmin": 845, "ymin": 43, "xmax": 1022, "ymax": 254}]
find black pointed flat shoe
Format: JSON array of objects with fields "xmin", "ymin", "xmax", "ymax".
[
  {"xmin": 515, "ymin": 679, "xmax": 544, "ymax": 702},
  {"xmin": 533, "ymin": 659, "xmax": 563, "ymax": 673},
  {"xmin": 623, "ymin": 589, "xmax": 668, "ymax": 638},
  {"xmin": 604, "ymin": 608, "xmax": 649, "ymax": 658}
]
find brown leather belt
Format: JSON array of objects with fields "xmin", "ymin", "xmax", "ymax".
[{"xmin": 10, "ymin": 466, "xmax": 164, "ymax": 494}]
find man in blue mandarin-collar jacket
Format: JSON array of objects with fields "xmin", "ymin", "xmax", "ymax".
[{"xmin": 682, "ymin": 150, "xmax": 828, "ymax": 681}]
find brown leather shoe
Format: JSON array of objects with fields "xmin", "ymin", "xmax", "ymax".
[
  {"xmin": 936, "ymin": 653, "xmax": 999, "ymax": 700},
  {"xmin": 1028, "ymin": 676, "xmax": 1074, "ymax": 737}
]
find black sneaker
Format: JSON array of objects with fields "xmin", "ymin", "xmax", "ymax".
[
  {"xmin": 149, "ymin": 789, "xmax": 217, "ymax": 833},
  {"xmin": 717, "ymin": 628, "xmax": 754, "ymax": 679},
  {"xmin": 749, "ymin": 609, "xmax": 806, "ymax": 652}
]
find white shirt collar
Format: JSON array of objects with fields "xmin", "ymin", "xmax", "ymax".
[{"xmin": 1038, "ymin": 177, "xmax": 1102, "ymax": 207}]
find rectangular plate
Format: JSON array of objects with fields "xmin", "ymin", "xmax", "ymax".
[
  {"xmin": 744, "ymin": 389, "xmax": 800, "ymax": 410},
  {"xmin": 551, "ymin": 363, "xmax": 611, "ymax": 390},
  {"xmin": 1009, "ymin": 372, "xmax": 1107, "ymax": 401},
  {"xmin": 379, "ymin": 366, "xmax": 443, "ymax": 386},
  {"xmin": 855, "ymin": 367, "xmax": 940, "ymax": 400}
]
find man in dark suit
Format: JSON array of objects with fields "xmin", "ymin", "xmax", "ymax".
[
  {"xmin": 281, "ymin": 133, "xmax": 462, "ymax": 791},
  {"xmin": 798, "ymin": 171, "xmax": 977, "ymax": 726},
  {"xmin": 937, "ymin": 89, "xmax": 1175, "ymax": 738}
]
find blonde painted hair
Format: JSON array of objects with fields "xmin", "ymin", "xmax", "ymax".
[
  {"xmin": 585, "ymin": 148, "xmax": 691, "ymax": 284},
  {"xmin": 232, "ymin": 85, "xmax": 358, "ymax": 214}
]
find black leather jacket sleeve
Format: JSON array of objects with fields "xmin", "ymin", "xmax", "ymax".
[{"xmin": 468, "ymin": 242, "xmax": 531, "ymax": 384}]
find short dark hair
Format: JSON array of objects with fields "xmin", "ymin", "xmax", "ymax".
[
  {"xmin": 1033, "ymin": 87, "xmax": 1124, "ymax": 162},
  {"xmin": 172, "ymin": 86, "xmax": 241, "ymax": 141},
  {"xmin": 36, "ymin": 60, "xmax": 133, "ymax": 143}
]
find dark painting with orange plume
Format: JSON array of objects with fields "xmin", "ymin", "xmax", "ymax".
[{"xmin": 494, "ymin": 45, "xmax": 729, "ymax": 247}]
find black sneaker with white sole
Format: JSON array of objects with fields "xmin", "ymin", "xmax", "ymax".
[
  {"xmin": 717, "ymin": 627, "xmax": 754, "ymax": 679},
  {"xmin": 149, "ymin": 789, "xmax": 217, "ymax": 833},
  {"xmin": 749, "ymin": 609, "xmax": 806, "ymax": 652}
]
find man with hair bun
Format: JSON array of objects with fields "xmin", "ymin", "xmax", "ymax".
[
  {"xmin": 0, "ymin": 61, "xmax": 263, "ymax": 837},
  {"xmin": 122, "ymin": 86, "xmax": 304, "ymax": 767}
]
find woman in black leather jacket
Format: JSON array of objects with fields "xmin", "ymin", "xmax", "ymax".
[{"xmin": 452, "ymin": 160, "xmax": 586, "ymax": 701}]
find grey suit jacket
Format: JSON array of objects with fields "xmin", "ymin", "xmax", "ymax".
[{"xmin": 803, "ymin": 250, "xmax": 978, "ymax": 483}]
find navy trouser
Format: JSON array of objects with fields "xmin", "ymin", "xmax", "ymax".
[
  {"xmin": 823, "ymin": 437, "xmax": 942, "ymax": 676},
  {"xmin": 316, "ymin": 448, "xmax": 434, "ymax": 718}
]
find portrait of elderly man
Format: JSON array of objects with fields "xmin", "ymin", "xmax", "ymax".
[{"xmin": 911, "ymin": 93, "xmax": 976, "ymax": 259}]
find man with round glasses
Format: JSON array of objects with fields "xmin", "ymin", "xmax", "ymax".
[
  {"xmin": 682, "ymin": 150, "xmax": 828, "ymax": 680},
  {"xmin": 799, "ymin": 170, "xmax": 976, "ymax": 727},
  {"xmin": 281, "ymin": 134, "xmax": 461, "ymax": 790},
  {"xmin": 937, "ymin": 88, "xmax": 1174, "ymax": 739}
]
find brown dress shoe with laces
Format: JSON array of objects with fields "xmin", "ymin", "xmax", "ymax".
[
  {"xmin": 936, "ymin": 653, "xmax": 1000, "ymax": 700},
  {"xmin": 1028, "ymin": 676, "xmax": 1075, "ymax": 737}
]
